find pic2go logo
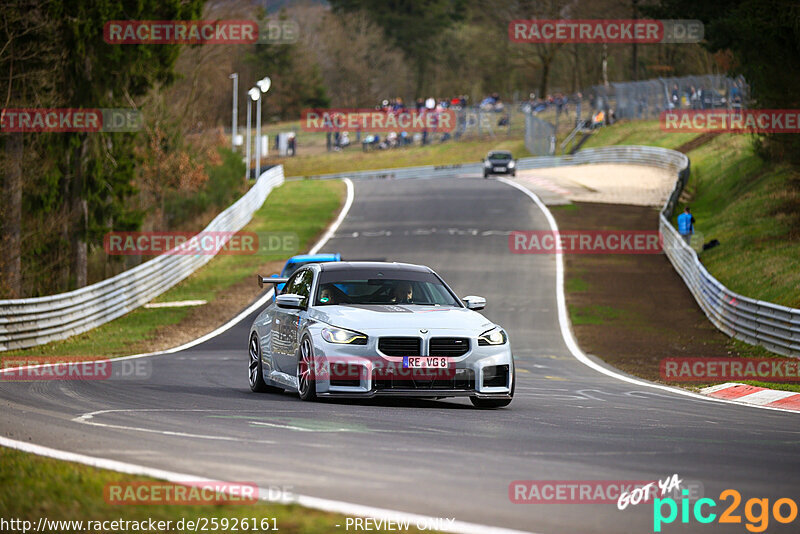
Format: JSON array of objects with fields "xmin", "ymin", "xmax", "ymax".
[{"xmin": 653, "ymin": 489, "xmax": 798, "ymax": 532}]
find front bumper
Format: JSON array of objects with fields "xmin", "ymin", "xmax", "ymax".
[
  {"xmin": 486, "ymin": 165, "xmax": 515, "ymax": 174},
  {"xmin": 308, "ymin": 328, "xmax": 514, "ymax": 398},
  {"xmin": 318, "ymin": 390, "xmax": 512, "ymax": 399}
]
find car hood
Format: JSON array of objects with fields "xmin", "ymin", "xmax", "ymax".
[{"xmin": 311, "ymin": 305, "xmax": 494, "ymax": 332}]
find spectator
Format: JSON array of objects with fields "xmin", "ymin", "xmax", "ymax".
[
  {"xmin": 573, "ymin": 92, "xmax": 583, "ymax": 124},
  {"xmin": 677, "ymin": 206, "xmax": 696, "ymax": 245},
  {"xmin": 690, "ymin": 86, "xmax": 700, "ymax": 109},
  {"xmin": 591, "ymin": 110, "xmax": 605, "ymax": 129}
]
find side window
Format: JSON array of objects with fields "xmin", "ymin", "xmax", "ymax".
[
  {"xmin": 294, "ymin": 270, "xmax": 314, "ymax": 306},
  {"xmin": 283, "ymin": 271, "xmax": 303, "ymax": 295}
]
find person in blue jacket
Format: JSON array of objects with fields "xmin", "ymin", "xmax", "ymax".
[{"xmin": 677, "ymin": 206, "xmax": 696, "ymax": 245}]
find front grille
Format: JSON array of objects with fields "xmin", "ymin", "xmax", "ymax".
[
  {"xmin": 429, "ymin": 337, "xmax": 469, "ymax": 357},
  {"xmin": 373, "ymin": 369, "xmax": 475, "ymax": 390},
  {"xmin": 378, "ymin": 337, "xmax": 421, "ymax": 357}
]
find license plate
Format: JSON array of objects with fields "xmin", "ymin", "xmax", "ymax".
[
  {"xmin": 403, "ymin": 356, "xmax": 448, "ymax": 368},
  {"xmin": 493, "ymin": 167, "xmax": 506, "ymax": 172}
]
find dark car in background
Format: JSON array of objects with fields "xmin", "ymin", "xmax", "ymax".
[{"xmin": 483, "ymin": 150, "xmax": 516, "ymax": 178}]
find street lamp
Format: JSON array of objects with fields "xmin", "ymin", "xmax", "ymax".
[
  {"xmin": 229, "ymin": 73, "xmax": 238, "ymax": 151},
  {"xmin": 246, "ymin": 87, "xmax": 260, "ymax": 179},
  {"xmin": 254, "ymin": 77, "xmax": 271, "ymax": 180}
]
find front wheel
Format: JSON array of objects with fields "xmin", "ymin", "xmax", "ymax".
[
  {"xmin": 483, "ymin": 171, "xmax": 489, "ymax": 178},
  {"xmin": 297, "ymin": 336, "xmax": 318, "ymax": 401}
]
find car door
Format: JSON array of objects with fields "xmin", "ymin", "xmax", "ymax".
[
  {"xmin": 274, "ymin": 268, "xmax": 314, "ymax": 374},
  {"xmin": 270, "ymin": 270, "xmax": 301, "ymax": 370}
]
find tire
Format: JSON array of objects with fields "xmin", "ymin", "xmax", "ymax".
[
  {"xmin": 249, "ymin": 333, "xmax": 283, "ymax": 393},
  {"xmin": 297, "ymin": 336, "xmax": 318, "ymax": 401},
  {"xmin": 484, "ymin": 171, "xmax": 489, "ymax": 178},
  {"xmin": 470, "ymin": 368, "xmax": 515, "ymax": 408},
  {"xmin": 511, "ymin": 171, "xmax": 516, "ymax": 177}
]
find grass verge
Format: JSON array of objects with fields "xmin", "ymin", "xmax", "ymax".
[
  {"xmin": 0, "ymin": 447, "xmax": 431, "ymax": 533},
  {"xmin": 580, "ymin": 121, "xmax": 800, "ymax": 307},
  {"xmin": 3, "ymin": 179, "xmax": 345, "ymax": 358},
  {"xmin": 580, "ymin": 119, "xmax": 697, "ymax": 151},
  {"xmin": 556, "ymin": 119, "xmax": 800, "ymax": 392},
  {"xmin": 672, "ymin": 134, "xmax": 800, "ymax": 308}
]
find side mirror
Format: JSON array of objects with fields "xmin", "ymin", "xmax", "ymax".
[
  {"xmin": 276, "ymin": 294, "xmax": 305, "ymax": 310},
  {"xmin": 462, "ymin": 295, "xmax": 486, "ymax": 310}
]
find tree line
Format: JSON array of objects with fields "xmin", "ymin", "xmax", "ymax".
[{"xmin": 2, "ymin": 0, "xmax": 797, "ymax": 298}]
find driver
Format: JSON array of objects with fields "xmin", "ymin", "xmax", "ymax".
[
  {"xmin": 391, "ymin": 282, "xmax": 413, "ymax": 304},
  {"xmin": 319, "ymin": 286, "xmax": 335, "ymax": 305}
]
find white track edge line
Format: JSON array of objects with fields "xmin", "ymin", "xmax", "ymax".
[
  {"xmin": 0, "ymin": 436, "xmax": 535, "ymax": 534},
  {"xmin": 495, "ymin": 176, "xmax": 796, "ymax": 415},
  {"xmin": 0, "ymin": 178, "xmax": 356, "ymax": 374}
]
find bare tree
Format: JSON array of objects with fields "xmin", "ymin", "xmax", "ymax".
[{"xmin": 307, "ymin": 9, "xmax": 411, "ymax": 107}]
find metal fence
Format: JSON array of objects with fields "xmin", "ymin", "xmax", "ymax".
[
  {"xmin": 589, "ymin": 74, "xmax": 748, "ymax": 121},
  {"xmin": 524, "ymin": 114, "xmax": 556, "ymax": 156},
  {"xmin": 0, "ymin": 166, "xmax": 285, "ymax": 352}
]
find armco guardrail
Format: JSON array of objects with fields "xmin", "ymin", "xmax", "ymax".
[
  {"xmin": 299, "ymin": 146, "xmax": 799, "ymax": 357},
  {"xmin": 0, "ymin": 165, "xmax": 285, "ymax": 352}
]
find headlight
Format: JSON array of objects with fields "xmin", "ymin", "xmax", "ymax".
[
  {"xmin": 508, "ymin": 161, "xmax": 516, "ymax": 168},
  {"xmin": 484, "ymin": 160, "xmax": 492, "ymax": 167},
  {"xmin": 322, "ymin": 326, "xmax": 368, "ymax": 345},
  {"xmin": 478, "ymin": 327, "xmax": 507, "ymax": 346}
]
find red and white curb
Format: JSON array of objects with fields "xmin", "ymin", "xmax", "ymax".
[{"xmin": 700, "ymin": 383, "xmax": 800, "ymax": 411}]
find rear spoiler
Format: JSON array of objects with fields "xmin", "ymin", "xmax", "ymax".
[{"xmin": 257, "ymin": 275, "xmax": 289, "ymax": 289}]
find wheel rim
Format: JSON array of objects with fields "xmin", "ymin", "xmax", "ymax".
[
  {"xmin": 249, "ymin": 335, "xmax": 260, "ymax": 387},
  {"xmin": 298, "ymin": 338, "xmax": 313, "ymax": 395}
]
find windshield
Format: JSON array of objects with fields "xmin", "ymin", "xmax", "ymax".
[
  {"xmin": 489, "ymin": 152, "xmax": 512, "ymax": 160},
  {"xmin": 315, "ymin": 270, "xmax": 460, "ymax": 307}
]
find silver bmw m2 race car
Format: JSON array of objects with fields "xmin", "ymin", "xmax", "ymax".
[{"xmin": 248, "ymin": 262, "xmax": 514, "ymax": 407}]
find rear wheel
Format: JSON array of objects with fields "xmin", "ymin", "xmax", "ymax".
[
  {"xmin": 249, "ymin": 333, "xmax": 270, "ymax": 392},
  {"xmin": 297, "ymin": 336, "xmax": 318, "ymax": 401},
  {"xmin": 249, "ymin": 333, "xmax": 284, "ymax": 394}
]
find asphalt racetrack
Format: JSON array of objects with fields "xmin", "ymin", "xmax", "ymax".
[{"xmin": 2, "ymin": 176, "xmax": 799, "ymax": 534}]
